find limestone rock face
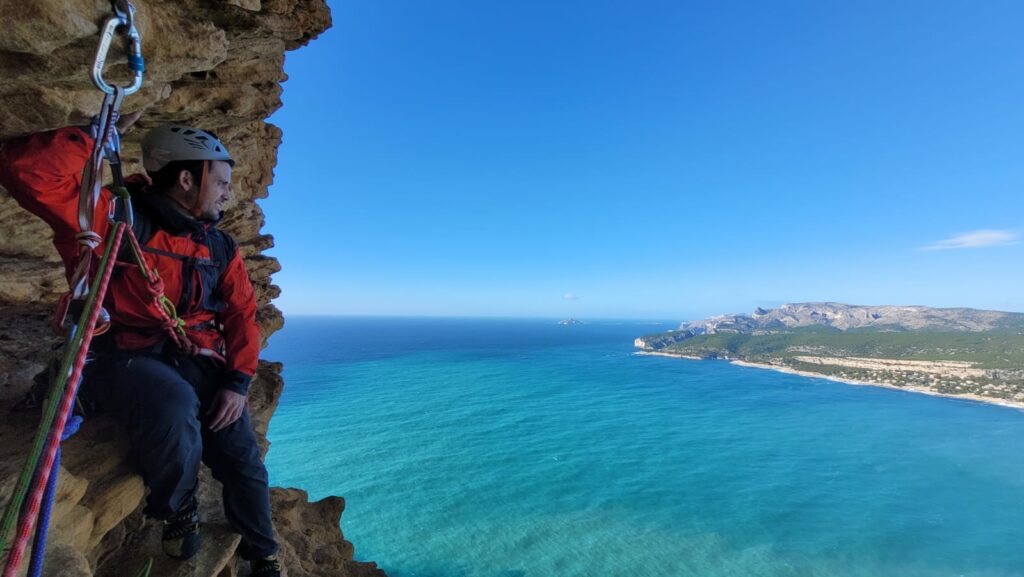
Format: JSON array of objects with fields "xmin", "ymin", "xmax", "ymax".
[
  {"xmin": 666, "ymin": 302, "xmax": 1024, "ymax": 344},
  {"xmin": 0, "ymin": 1, "xmax": 385, "ymax": 576},
  {"xmin": 269, "ymin": 489, "xmax": 388, "ymax": 577}
]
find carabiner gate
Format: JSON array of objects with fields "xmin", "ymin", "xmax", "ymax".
[{"xmin": 91, "ymin": 2, "xmax": 144, "ymax": 96}]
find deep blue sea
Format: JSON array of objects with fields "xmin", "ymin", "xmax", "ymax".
[{"xmin": 264, "ymin": 317, "xmax": 1024, "ymax": 577}]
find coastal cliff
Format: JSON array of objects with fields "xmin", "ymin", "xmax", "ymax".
[
  {"xmin": 637, "ymin": 303, "xmax": 1024, "ymax": 408},
  {"xmin": 0, "ymin": 1, "xmax": 384, "ymax": 575}
]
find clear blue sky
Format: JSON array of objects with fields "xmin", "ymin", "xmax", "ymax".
[{"xmin": 262, "ymin": 0, "xmax": 1024, "ymax": 320}]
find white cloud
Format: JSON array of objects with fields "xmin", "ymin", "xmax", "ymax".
[
  {"xmin": 563, "ymin": 293, "xmax": 579, "ymax": 300},
  {"xmin": 920, "ymin": 229, "xmax": 1019, "ymax": 251}
]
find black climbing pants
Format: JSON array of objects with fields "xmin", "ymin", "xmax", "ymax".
[{"xmin": 103, "ymin": 352, "xmax": 278, "ymax": 560}]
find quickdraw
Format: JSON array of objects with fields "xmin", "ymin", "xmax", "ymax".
[{"xmin": 63, "ymin": 1, "xmax": 142, "ymax": 331}]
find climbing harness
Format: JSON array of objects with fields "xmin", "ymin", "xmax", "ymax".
[
  {"xmin": 118, "ymin": 210, "xmax": 228, "ymax": 363},
  {"xmin": 0, "ymin": 3, "xmax": 152, "ymax": 576}
]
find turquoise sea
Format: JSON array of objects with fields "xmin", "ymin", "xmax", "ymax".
[{"xmin": 265, "ymin": 317, "xmax": 1024, "ymax": 577}]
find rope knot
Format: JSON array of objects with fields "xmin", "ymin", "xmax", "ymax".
[
  {"xmin": 75, "ymin": 231, "xmax": 103, "ymax": 250},
  {"xmin": 159, "ymin": 317, "xmax": 180, "ymax": 332},
  {"xmin": 147, "ymin": 276, "xmax": 165, "ymax": 295}
]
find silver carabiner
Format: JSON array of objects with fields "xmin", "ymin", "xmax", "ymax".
[{"xmin": 91, "ymin": 2, "xmax": 144, "ymax": 96}]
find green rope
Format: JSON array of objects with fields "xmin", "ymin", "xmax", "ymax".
[
  {"xmin": 157, "ymin": 294, "xmax": 188, "ymax": 338},
  {"xmin": 0, "ymin": 223, "xmax": 125, "ymax": 551},
  {"xmin": 134, "ymin": 558, "xmax": 153, "ymax": 577}
]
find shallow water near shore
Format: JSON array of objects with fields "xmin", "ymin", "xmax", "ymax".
[{"xmin": 265, "ymin": 317, "xmax": 1024, "ymax": 577}]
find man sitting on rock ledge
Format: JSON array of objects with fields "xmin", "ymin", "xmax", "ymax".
[{"xmin": 0, "ymin": 114, "xmax": 283, "ymax": 576}]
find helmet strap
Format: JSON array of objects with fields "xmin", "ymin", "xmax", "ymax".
[
  {"xmin": 190, "ymin": 160, "xmax": 210, "ymax": 218},
  {"xmin": 167, "ymin": 160, "xmax": 211, "ymax": 219}
]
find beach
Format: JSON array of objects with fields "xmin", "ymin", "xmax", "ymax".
[{"xmin": 636, "ymin": 350, "xmax": 1024, "ymax": 411}]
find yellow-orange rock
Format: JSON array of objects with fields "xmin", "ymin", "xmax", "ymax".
[{"xmin": 0, "ymin": 1, "xmax": 386, "ymax": 575}]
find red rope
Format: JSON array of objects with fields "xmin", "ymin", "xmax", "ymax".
[{"xmin": 2, "ymin": 223, "xmax": 125, "ymax": 577}]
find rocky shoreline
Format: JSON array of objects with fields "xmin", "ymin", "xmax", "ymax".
[{"xmin": 635, "ymin": 351, "xmax": 1024, "ymax": 411}]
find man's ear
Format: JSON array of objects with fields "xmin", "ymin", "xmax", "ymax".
[{"xmin": 177, "ymin": 168, "xmax": 194, "ymax": 191}]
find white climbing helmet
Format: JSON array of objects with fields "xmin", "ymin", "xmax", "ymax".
[{"xmin": 141, "ymin": 125, "xmax": 234, "ymax": 172}]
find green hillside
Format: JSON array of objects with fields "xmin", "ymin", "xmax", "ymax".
[
  {"xmin": 637, "ymin": 326, "xmax": 1024, "ymax": 402},
  {"xmin": 640, "ymin": 327, "xmax": 1024, "ymax": 370}
]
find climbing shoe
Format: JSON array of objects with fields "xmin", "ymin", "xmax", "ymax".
[
  {"xmin": 161, "ymin": 497, "xmax": 201, "ymax": 560},
  {"xmin": 251, "ymin": 554, "xmax": 283, "ymax": 577}
]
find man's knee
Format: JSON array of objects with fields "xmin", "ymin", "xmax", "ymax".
[
  {"xmin": 142, "ymin": 393, "xmax": 201, "ymax": 455},
  {"xmin": 122, "ymin": 357, "xmax": 202, "ymax": 447},
  {"xmin": 204, "ymin": 414, "xmax": 267, "ymax": 481}
]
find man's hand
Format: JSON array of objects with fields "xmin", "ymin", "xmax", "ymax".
[
  {"xmin": 206, "ymin": 389, "xmax": 246, "ymax": 432},
  {"xmin": 115, "ymin": 110, "xmax": 142, "ymax": 136}
]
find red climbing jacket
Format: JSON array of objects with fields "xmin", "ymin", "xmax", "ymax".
[{"xmin": 0, "ymin": 126, "xmax": 260, "ymax": 394}]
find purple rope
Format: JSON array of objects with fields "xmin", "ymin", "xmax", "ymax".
[{"xmin": 26, "ymin": 415, "xmax": 82, "ymax": 577}]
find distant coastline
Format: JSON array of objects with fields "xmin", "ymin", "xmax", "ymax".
[{"xmin": 635, "ymin": 351, "xmax": 1024, "ymax": 411}]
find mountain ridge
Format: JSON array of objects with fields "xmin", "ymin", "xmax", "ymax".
[
  {"xmin": 635, "ymin": 303, "xmax": 1024, "ymax": 407},
  {"xmin": 640, "ymin": 303, "xmax": 1024, "ymax": 349}
]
